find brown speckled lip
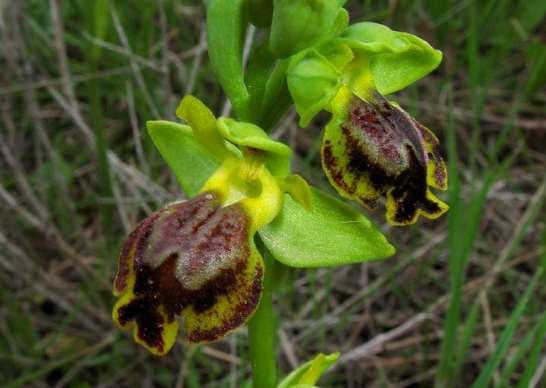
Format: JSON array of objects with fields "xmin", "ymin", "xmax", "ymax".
[
  {"xmin": 416, "ymin": 122, "xmax": 447, "ymax": 189},
  {"xmin": 114, "ymin": 192, "xmax": 259, "ymax": 352},
  {"xmin": 187, "ymin": 263, "xmax": 263, "ymax": 343},
  {"xmin": 322, "ymin": 95, "xmax": 444, "ymax": 224},
  {"xmin": 114, "ymin": 209, "xmax": 162, "ymax": 294}
]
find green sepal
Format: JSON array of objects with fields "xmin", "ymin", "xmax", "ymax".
[
  {"xmin": 216, "ymin": 118, "xmax": 291, "ymax": 176},
  {"xmin": 269, "ymin": 0, "xmax": 348, "ymax": 59},
  {"xmin": 339, "ymin": 22, "xmax": 443, "ymax": 94},
  {"xmin": 278, "ymin": 352, "xmax": 340, "ymax": 388},
  {"xmin": 146, "ymin": 120, "xmax": 220, "ymax": 197},
  {"xmin": 206, "ymin": 0, "xmax": 250, "ymax": 119},
  {"xmin": 287, "ymin": 49, "xmax": 341, "ymax": 127},
  {"xmin": 259, "ymin": 187, "xmax": 395, "ymax": 268}
]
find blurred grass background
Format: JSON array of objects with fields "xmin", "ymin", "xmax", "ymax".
[{"xmin": 1, "ymin": 0, "xmax": 545, "ymax": 387}]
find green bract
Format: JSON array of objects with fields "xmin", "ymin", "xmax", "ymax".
[
  {"xmin": 147, "ymin": 97, "xmax": 395, "ymax": 268},
  {"xmin": 269, "ymin": 0, "xmax": 348, "ymax": 58}
]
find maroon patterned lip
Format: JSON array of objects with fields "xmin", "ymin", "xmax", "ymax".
[
  {"xmin": 114, "ymin": 192, "xmax": 259, "ymax": 353},
  {"xmin": 347, "ymin": 94, "xmax": 427, "ymax": 171},
  {"xmin": 416, "ymin": 122, "xmax": 447, "ymax": 189},
  {"xmin": 322, "ymin": 95, "xmax": 445, "ymax": 224},
  {"xmin": 187, "ymin": 263, "xmax": 263, "ymax": 343}
]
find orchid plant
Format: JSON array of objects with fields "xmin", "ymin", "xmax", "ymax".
[{"xmin": 112, "ymin": 1, "xmax": 447, "ymax": 387}]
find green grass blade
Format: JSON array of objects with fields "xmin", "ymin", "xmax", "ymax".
[
  {"xmin": 84, "ymin": 0, "xmax": 113, "ymax": 242},
  {"xmin": 516, "ymin": 231, "xmax": 546, "ymax": 388},
  {"xmin": 452, "ymin": 301, "xmax": 481, "ymax": 377},
  {"xmin": 471, "ymin": 263, "xmax": 545, "ymax": 388},
  {"xmin": 498, "ymin": 315, "xmax": 542, "ymax": 387},
  {"xmin": 435, "ymin": 85, "xmax": 463, "ymax": 387}
]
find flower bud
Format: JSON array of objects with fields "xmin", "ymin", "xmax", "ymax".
[
  {"xmin": 287, "ymin": 49, "xmax": 341, "ymax": 127},
  {"xmin": 269, "ymin": 0, "xmax": 348, "ymax": 58}
]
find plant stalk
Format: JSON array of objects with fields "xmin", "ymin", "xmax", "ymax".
[{"xmin": 248, "ymin": 244, "xmax": 278, "ymax": 388}]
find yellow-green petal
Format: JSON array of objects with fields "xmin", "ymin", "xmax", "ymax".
[
  {"xmin": 176, "ymin": 95, "xmax": 232, "ymax": 161},
  {"xmin": 278, "ymin": 174, "xmax": 313, "ymax": 211},
  {"xmin": 216, "ymin": 117, "xmax": 292, "ymax": 176}
]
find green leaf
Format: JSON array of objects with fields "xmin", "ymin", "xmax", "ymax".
[
  {"xmin": 340, "ymin": 22, "xmax": 443, "ymax": 95},
  {"xmin": 259, "ymin": 188, "xmax": 395, "ymax": 268},
  {"xmin": 287, "ymin": 49, "xmax": 341, "ymax": 127},
  {"xmin": 146, "ymin": 120, "xmax": 219, "ymax": 197},
  {"xmin": 269, "ymin": 0, "xmax": 348, "ymax": 58},
  {"xmin": 278, "ymin": 352, "xmax": 339, "ymax": 388},
  {"xmin": 206, "ymin": 0, "xmax": 250, "ymax": 119},
  {"xmin": 216, "ymin": 118, "xmax": 291, "ymax": 176}
]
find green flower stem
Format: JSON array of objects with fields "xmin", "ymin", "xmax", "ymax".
[
  {"xmin": 248, "ymin": 241, "xmax": 278, "ymax": 388},
  {"xmin": 258, "ymin": 59, "xmax": 292, "ymax": 131}
]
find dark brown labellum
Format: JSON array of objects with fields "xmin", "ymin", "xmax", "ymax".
[
  {"xmin": 113, "ymin": 192, "xmax": 260, "ymax": 353},
  {"xmin": 322, "ymin": 94, "xmax": 448, "ymax": 225}
]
